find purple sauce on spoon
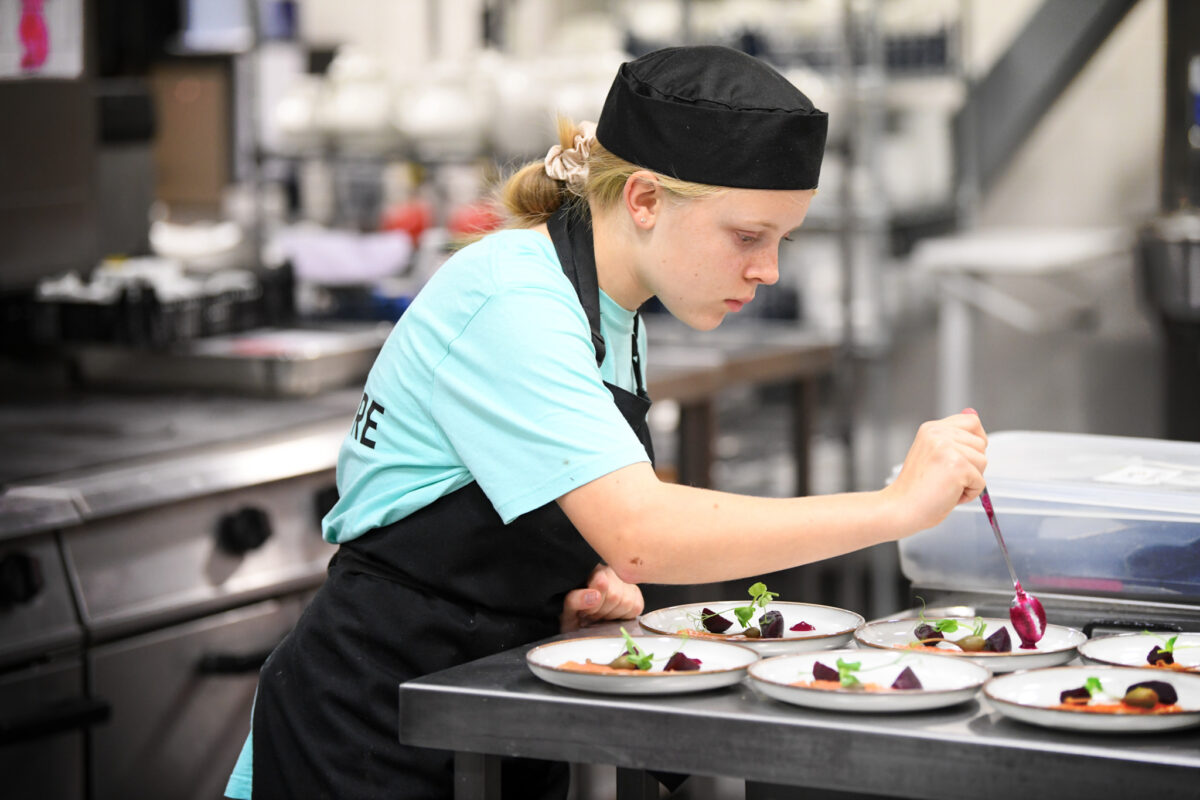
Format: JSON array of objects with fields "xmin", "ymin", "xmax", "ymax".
[{"xmin": 980, "ymin": 489, "xmax": 1046, "ymax": 648}]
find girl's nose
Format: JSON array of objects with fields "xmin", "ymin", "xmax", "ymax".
[{"xmin": 746, "ymin": 249, "xmax": 780, "ymax": 286}]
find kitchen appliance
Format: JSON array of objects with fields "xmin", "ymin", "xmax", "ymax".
[{"xmin": 0, "ymin": 392, "xmax": 350, "ymax": 799}]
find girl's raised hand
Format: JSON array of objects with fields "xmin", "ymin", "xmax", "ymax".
[{"xmin": 884, "ymin": 410, "xmax": 988, "ymax": 535}]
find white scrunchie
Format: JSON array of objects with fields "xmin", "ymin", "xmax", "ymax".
[{"xmin": 543, "ymin": 121, "xmax": 597, "ymax": 189}]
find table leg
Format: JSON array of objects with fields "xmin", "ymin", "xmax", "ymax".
[
  {"xmin": 616, "ymin": 767, "xmax": 660, "ymax": 800},
  {"xmin": 676, "ymin": 399, "xmax": 715, "ymax": 488},
  {"xmin": 789, "ymin": 378, "xmax": 815, "ymax": 497},
  {"xmin": 454, "ymin": 751, "xmax": 501, "ymax": 800}
]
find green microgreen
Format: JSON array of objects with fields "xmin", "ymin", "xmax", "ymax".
[
  {"xmin": 915, "ymin": 598, "xmax": 985, "ymax": 636},
  {"xmin": 1085, "ymin": 676, "xmax": 1105, "ymax": 697},
  {"xmin": 733, "ymin": 582, "xmax": 779, "ymax": 628},
  {"xmin": 619, "ymin": 627, "xmax": 654, "ymax": 671},
  {"xmin": 835, "ymin": 657, "xmax": 862, "ymax": 688}
]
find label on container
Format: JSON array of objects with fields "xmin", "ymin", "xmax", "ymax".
[{"xmin": 1094, "ymin": 463, "xmax": 1199, "ymax": 488}]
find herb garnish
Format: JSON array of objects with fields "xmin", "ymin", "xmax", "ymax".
[
  {"xmin": 734, "ymin": 582, "xmax": 780, "ymax": 629},
  {"xmin": 917, "ymin": 607, "xmax": 985, "ymax": 637},
  {"xmin": 913, "ymin": 597, "xmax": 990, "ymax": 648},
  {"xmin": 619, "ymin": 627, "xmax": 654, "ymax": 671},
  {"xmin": 835, "ymin": 657, "xmax": 862, "ymax": 688}
]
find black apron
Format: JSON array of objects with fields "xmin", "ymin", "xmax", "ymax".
[{"xmin": 250, "ymin": 205, "xmax": 654, "ymax": 800}]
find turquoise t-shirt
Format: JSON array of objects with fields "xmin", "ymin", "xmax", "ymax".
[
  {"xmin": 325, "ymin": 227, "xmax": 650, "ymax": 535},
  {"xmin": 225, "ymin": 228, "xmax": 651, "ymax": 799}
]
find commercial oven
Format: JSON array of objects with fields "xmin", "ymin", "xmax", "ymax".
[{"xmin": 0, "ymin": 396, "xmax": 348, "ymax": 800}]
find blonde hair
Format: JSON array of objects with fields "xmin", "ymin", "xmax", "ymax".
[{"xmin": 497, "ymin": 117, "xmax": 726, "ymax": 229}]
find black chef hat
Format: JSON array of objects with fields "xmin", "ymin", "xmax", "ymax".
[{"xmin": 596, "ymin": 46, "xmax": 827, "ymax": 191}]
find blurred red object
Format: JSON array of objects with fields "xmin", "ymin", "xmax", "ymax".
[
  {"xmin": 380, "ymin": 200, "xmax": 433, "ymax": 243},
  {"xmin": 448, "ymin": 201, "xmax": 504, "ymax": 239},
  {"xmin": 20, "ymin": 0, "xmax": 49, "ymax": 70}
]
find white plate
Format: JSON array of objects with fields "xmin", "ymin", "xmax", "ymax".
[
  {"xmin": 984, "ymin": 666, "xmax": 1200, "ymax": 732},
  {"xmin": 748, "ymin": 649, "xmax": 990, "ymax": 713},
  {"xmin": 526, "ymin": 635, "xmax": 758, "ymax": 695},
  {"xmin": 854, "ymin": 617, "xmax": 1086, "ymax": 673},
  {"xmin": 638, "ymin": 601, "xmax": 864, "ymax": 656},
  {"xmin": 1079, "ymin": 632, "xmax": 1200, "ymax": 673}
]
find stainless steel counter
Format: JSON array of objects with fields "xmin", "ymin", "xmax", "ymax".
[{"xmin": 397, "ymin": 622, "xmax": 1200, "ymax": 800}]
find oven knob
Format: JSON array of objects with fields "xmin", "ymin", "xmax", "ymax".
[
  {"xmin": 0, "ymin": 551, "xmax": 44, "ymax": 605},
  {"xmin": 217, "ymin": 507, "xmax": 273, "ymax": 555}
]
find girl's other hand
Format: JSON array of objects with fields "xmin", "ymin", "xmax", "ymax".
[{"xmin": 559, "ymin": 563, "xmax": 645, "ymax": 632}]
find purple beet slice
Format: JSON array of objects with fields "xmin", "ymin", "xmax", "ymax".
[
  {"xmin": 700, "ymin": 608, "xmax": 733, "ymax": 633},
  {"xmin": 759, "ymin": 610, "xmax": 784, "ymax": 639},
  {"xmin": 890, "ymin": 666, "xmax": 923, "ymax": 690},
  {"xmin": 1060, "ymin": 686, "xmax": 1091, "ymax": 704},
  {"xmin": 983, "ymin": 627, "xmax": 1012, "ymax": 653},
  {"xmin": 1147, "ymin": 645, "xmax": 1175, "ymax": 666},
  {"xmin": 1126, "ymin": 680, "xmax": 1178, "ymax": 705},
  {"xmin": 663, "ymin": 651, "xmax": 702, "ymax": 672},
  {"xmin": 812, "ymin": 661, "xmax": 839, "ymax": 682},
  {"xmin": 914, "ymin": 623, "xmax": 943, "ymax": 643},
  {"xmin": 790, "ymin": 620, "xmax": 815, "ymax": 632}
]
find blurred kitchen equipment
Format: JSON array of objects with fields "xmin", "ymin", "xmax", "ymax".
[
  {"xmin": 1140, "ymin": 3, "xmax": 1200, "ymax": 442},
  {"xmin": 1138, "ymin": 209, "xmax": 1200, "ymax": 443},
  {"xmin": 73, "ymin": 323, "xmax": 390, "ymax": 397},
  {"xmin": 911, "ymin": 226, "xmax": 1131, "ymax": 417}
]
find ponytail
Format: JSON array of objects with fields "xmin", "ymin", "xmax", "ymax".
[
  {"xmin": 496, "ymin": 116, "xmax": 726, "ymax": 229},
  {"xmin": 497, "ymin": 117, "xmax": 583, "ymax": 229}
]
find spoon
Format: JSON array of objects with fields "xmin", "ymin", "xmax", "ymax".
[{"xmin": 979, "ymin": 488, "xmax": 1046, "ymax": 648}]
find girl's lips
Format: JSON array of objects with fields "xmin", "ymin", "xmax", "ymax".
[{"xmin": 725, "ymin": 299, "xmax": 746, "ymax": 312}]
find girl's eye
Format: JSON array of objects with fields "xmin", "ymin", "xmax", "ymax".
[{"xmin": 737, "ymin": 232, "xmax": 757, "ymax": 244}]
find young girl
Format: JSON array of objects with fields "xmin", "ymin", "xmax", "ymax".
[{"xmin": 227, "ymin": 45, "xmax": 987, "ymax": 799}]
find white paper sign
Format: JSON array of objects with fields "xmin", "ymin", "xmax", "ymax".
[{"xmin": 0, "ymin": 0, "xmax": 83, "ymax": 80}]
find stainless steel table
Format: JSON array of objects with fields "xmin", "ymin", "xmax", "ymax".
[{"xmin": 397, "ymin": 624, "xmax": 1200, "ymax": 800}]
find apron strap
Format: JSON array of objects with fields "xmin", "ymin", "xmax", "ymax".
[
  {"xmin": 547, "ymin": 203, "xmax": 649, "ymax": 396},
  {"xmin": 632, "ymin": 312, "xmax": 646, "ymax": 396},
  {"xmin": 547, "ymin": 204, "xmax": 606, "ymax": 368}
]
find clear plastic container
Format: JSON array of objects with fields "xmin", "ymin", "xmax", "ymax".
[{"xmin": 896, "ymin": 431, "xmax": 1200, "ymax": 601}]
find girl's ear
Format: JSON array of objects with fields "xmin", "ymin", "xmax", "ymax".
[{"xmin": 623, "ymin": 170, "xmax": 661, "ymax": 229}]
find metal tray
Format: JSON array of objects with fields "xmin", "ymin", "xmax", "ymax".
[{"xmin": 73, "ymin": 324, "xmax": 390, "ymax": 397}]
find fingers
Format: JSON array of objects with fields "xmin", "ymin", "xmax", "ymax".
[
  {"xmin": 887, "ymin": 410, "xmax": 992, "ymax": 534},
  {"xmin": 558, "ymin": 587, "xmax": 601, "ymax": 632},
  {"xmin": 951, "ymin": 407, "xmax": 988, "ymax": 446},
  {"xmin": 560, "ymin": 564, "xmax": 646, "ymax": 632},
  {"xmin": 587, "ymin": 566, "xmax": 644, "ymax": 622}
]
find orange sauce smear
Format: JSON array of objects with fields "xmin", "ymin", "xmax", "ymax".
[
  {"xmin": 1052, "ymin": 702, "xmax": 1182, "ymax": 715},
  {"xmin": 790, "ymin": 679, "xmax": 887, "ymax": 691},
  {"xmin": 680, "ymin": 628, "xmax": 751, "ymax": 641},
  {"xmin": 558, "ymin": 660, "xmax": 658, "ymax": 675}
]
